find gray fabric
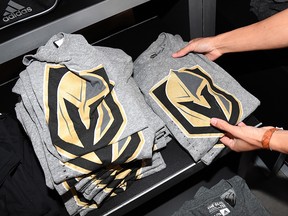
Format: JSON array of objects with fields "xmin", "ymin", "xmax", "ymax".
[
  {"xmin": 79, "ymin": 148, "xmax": 166, "ymax": 202},
  {"xmin": 55, "ymin": 152, "xmax": 166, "ymax": 215},
  {"xmin": 14, "ymin": 102, "xmax": 55, "ymax": 189},
  {"xmin": 91, "ymin": 151, "xmax": 166, "ymax": 205},
  {"xmin": 14, "ymin": 71, "xmax": 151, "ymax": 216},
  {"xmin": 22, "ymin": 58, "xmax": 152, "ymax": 162},
  {"xmin": 128, "ymin": 76, "xmax": 171, "ymax": 150},
  {"xmin": 14, "ymin": 100, "xmax": 81, "ymax": 192},
  {"xmin": 172, "ymin": 175, "xmax": 270, "ymax": 216},
  {"xmin": 133, "ymin": 32, "xmax": 260, "ymax": 162},
  {"xmin": 200, "ymin": 143, "xmax": 225, "ymax": 165},
  {"xmin": 135, "ymin": 151, "xmax": 166, "ymax": 179},
  {"xmin": 14, "ymin": 102, "xmax": 84, "ymax": 216},
  {"xmin": 13, "ymin": 33, "xmax": 170, "ymax": 184},
  {"xmin": 13, "ymin": 80, "xmax": 92, "ymax": 186},
  {"xmin": 46, "ymin": 127, "xmax": 156, "ymax": 184},
  {"xmin": 23, "ymin": 33, "xmax": 131, "ymax": 83},
  {"xmin": 74, "ymin": 169, "xmax": 110, "ymax": 194},
  {"xmin": 12, "ymin": 32, "xmax": 171, "ymax": 215},
  {"xmin": 15, "ymin": 72, "xmax": 64, "ymax": 160}
]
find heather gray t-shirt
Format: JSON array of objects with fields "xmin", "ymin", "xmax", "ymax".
[{"xmin": 133, "ymin": 32, "xmax": 260, "ymax": 162}]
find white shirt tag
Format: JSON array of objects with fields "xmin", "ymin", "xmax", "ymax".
[{"xmin": 54, "ymin": 37, "xmax": 64, "ymax": 48}]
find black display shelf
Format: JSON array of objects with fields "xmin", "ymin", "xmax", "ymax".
[{"xmin": 0, "ymin": 0, "xmax": 150, "ymax": 64}]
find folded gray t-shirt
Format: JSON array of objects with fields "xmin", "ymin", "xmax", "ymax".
[{"xmin": 133, "ymin": 32, "xmax": 260, "ymax": 162}]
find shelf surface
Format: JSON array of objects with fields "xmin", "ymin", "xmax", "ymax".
[{"xmin": 0, "ymin": 0, "xmax": 150, "ymax": 64}]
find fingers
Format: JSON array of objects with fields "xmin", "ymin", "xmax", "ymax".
[
  {"xmin": 210, "ymin": 117, "xmax": 234, "ymax": 132},
  {"xmin": 172, "ymin": 45, "xmax": 193, "ymax": 58},
  {"xmin": 219, "ymin": 136, "xmax": 236, "ymax": 150},
  {"xmin": 210, "ymin": 117, "xmax": 244, "ymax": 141},
  {"xmin": 220, "ymin": 136, "xmax": 259, "ymax": 152},
  {"xmin": 238, "ymin": 122, "xmax": 246, "ymax": 127},
  {"xmin": 211, "ymin": 118, "xmax": 261, "ymax": 152}
]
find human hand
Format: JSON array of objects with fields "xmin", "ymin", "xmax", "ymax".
[
  {"xmin": 210, "ymin": 118, "xmax": 273, "ymax": 152},
  {"xmin": 172, "ymin": 37, "xmax": 222, "ymax": 61}
]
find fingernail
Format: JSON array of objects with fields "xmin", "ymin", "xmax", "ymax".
[{"xmin": 210, "ymin": 118, "xmax": 217, "ymax": 126}]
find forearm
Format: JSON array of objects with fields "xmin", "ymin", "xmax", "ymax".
[{"xmin": 214, "ymin": 9, "xmax": 288, "ymax": 54}]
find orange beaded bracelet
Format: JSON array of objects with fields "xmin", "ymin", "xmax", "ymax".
[{"xmin": 262, "ymin": 128, "xmax": 279, "ymax": 150}]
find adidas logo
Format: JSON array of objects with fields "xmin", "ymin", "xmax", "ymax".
[{"xmin": 2, "ymin": 0, "xmax": 32, "ymax": 22}]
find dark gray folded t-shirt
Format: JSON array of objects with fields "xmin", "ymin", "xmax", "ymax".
[{"xmin": 172, "ymin": 175, "xmax": 270, "ymax": 216}]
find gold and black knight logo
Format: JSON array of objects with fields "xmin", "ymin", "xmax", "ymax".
[
  {"xmin": 150, "ymin": 65, "xmax": 242, "ymax": 138},
  {"xmin": 43, "ymin": 64, "xmax": 145, "ymax": 174}
]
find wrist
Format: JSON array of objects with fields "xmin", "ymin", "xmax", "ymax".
[
  {"xmin": 213, "ymin": 33, "xmax": 230, "ymax": 56},
  {"xmin": 262, "ymin": 127, "xmax": 283, "ymax": 151}
]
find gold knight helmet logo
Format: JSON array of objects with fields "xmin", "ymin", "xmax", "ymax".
[
  {"xmin": 150, "ymin": 65, "xmax": 242, "ymax": 138},
  {"xmin": 43, "ymin": 64, "xmax": 145, "ymax": 174}
]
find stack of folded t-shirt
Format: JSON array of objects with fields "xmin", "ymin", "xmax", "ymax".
[
  {"xmin": 133, "ymin": 32, "xmax": 260, "ymax": 165},
  {"xmin": 12, "ymin": 32, "xmax": 171, "ymax": 216}
]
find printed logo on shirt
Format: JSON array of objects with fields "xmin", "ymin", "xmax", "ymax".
[
  {"xmin": 150, "ymin": 65, "xmax": 242, "ymax": 138},
  {"xmin": 63, "ymin": 159, "xmax": 142, "ymax": 208},
  {"xmin": 43, "ymin": 64, "xmax": 145, "ymax": 174},
  {"xmin": 207, "ymin": 201, "xmax": 231, "ymax": 216},
  {"xmin": 221, "ymin": 189, "xmax": 237, "ymax": 208},
  {"xmin": 2, "ymin": 0, "xmax": 32, "ymax": 23}
]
